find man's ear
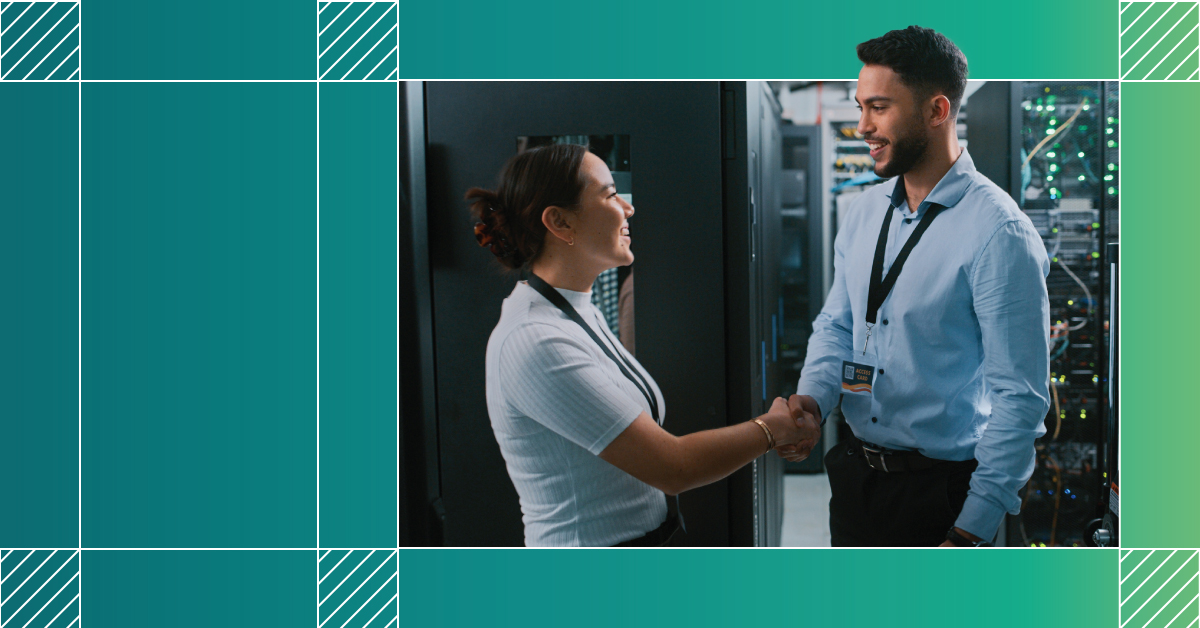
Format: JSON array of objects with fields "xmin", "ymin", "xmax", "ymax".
[{"xmin": 929, "ymin": 94, "xmax": 953, "ymax": 127}]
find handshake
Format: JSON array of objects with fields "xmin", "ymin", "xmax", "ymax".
[{"xmin": 760, "ymin": 395, "xmax": 823, "ymax": 462}]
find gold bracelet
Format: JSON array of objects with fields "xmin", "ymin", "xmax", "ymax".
[{"xmin": 753, "ymin": 419, "xmax": 775, "ymax": 451}]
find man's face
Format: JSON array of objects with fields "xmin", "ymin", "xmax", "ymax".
[{"xmin": 856, "ymin": 64, "xmax": 930, "ymax": 179}]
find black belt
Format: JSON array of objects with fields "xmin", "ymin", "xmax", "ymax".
[
  {"xmin": 852, "ymin": 436, "xmax": 964, "ymax": 473},
  {"xmin": 613, "ymin": 512, "xmax": 681, "ymax": 547}
]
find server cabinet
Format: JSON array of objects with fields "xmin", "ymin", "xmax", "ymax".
[
  {"xmin": 968, "ymin": 81, "xmax": 1118, "ymax": 547},
  {"xmin": 408, "ymin": 81, "xmax": 786, "ymax": 546},
  {"xmin": 778, "ymin": 124, "xmax": 826, "ymax": 474}
]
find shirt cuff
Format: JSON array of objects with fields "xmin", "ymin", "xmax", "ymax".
[
  {"xmin": 955, "ymin": 494, "xmax": 1007, "ymax": 542},
  {"xmin": 794, "ymin": 381, "xmax": 838, "ymax": 423}
]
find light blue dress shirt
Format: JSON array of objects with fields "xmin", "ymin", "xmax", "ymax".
[{"xmin": 797, "ymin": 149, "xmax": 1051, "ymax": 540}]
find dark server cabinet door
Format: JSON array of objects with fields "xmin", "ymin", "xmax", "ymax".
[
  {"xmin": 424, "ymin": 82, "xmax": 729, "ymax": 546},
  {"xmin": 722, "ymin": 82, "xmax": 785, "ymax": 546}
]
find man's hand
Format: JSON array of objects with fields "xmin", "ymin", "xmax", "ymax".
[{"xmin": 775, "ymin": 395, "xmax": 822, "ymax": 462}]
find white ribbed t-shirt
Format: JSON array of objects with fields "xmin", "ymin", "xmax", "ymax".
[{"xmin": 485, "ymin": 280, "xmax": 668, "ymax": 547}]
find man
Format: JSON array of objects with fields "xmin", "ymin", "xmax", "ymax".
[{"xmin": 777, "ymin": 26, "xmax": 1051, "ymax": 547}]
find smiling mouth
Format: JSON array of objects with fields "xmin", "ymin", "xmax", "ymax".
[
  {"xmin": 620, "ymin": 225, "xmax": 630, "ymax": 237},
  {"xmin": 866, "ymin": 139, "xmax": 888, "ymax": 159}
]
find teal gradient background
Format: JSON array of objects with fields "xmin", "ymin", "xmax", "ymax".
[
  {"xmin": 395, "ymin": 0, "xmax": 1116, "ymax": 78},
  {"xmin": 398, "ymin": 549, "xmax": 1117, "ymax": 627},
  {"xmin": 318, "ymin": 82, "xmax": 399, "ymax": 549},
  {"xmin": 80, "ymin": 83, "xmax": 317, "ymax": 548},
  {"xmin": 84, "ymin": 0, "xmax": 313, "ymax": 79},
  {"xmin": 0, "ymin": 83, "xmax": 79, "ymax": 548},
  {"xmin": 1121, "ymin": 82, "xmax": 1199, "ymax": 550},
  {"xmin": 83, "ymin": 550, "xmax": 312, "ymax": 627}
]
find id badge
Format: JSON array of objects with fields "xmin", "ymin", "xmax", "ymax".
[
  {"xmin": 841, "ymin": 358, "xmax": 876, "ymax": 395},
  {"xmin": 842, "ymin": 330, "xmax": 878, "ymax": 395}
]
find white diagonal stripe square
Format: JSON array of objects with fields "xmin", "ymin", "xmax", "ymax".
[
  {"xmin": 21, "ymin": 20, "xmax": 77, "ymax": 79},
  {"xmin": 339, "ymin": 21, "xmax": 395, "ymax": 80},
  {"xmin": 319, "ymin": 550, "xmax": 374, "ymax": 606},
  {"xmin": 0, "ymin": 1, "xmax": 55, "ymax": 60},
  {"xmin": 1121, "ymin": 552, "xmax": 1195, "ymax": 628},
  {"xmin": 319, "ymin": 550, "xmax": 396, "ymax": 628},
  {"xmin": 319, "ymin": 2, "xmax": 374, "ymax": 59},
  {"xmin": 1122, "ymin": 2, "xmax": 1179, "ymax": 59},
  {"xmin": 1123, "ymin": 3, "xmax": 1197, "ymax": 78},
  {"xmin": 320, "ymin": 3, "xmax": 392, "ymax": 78}
]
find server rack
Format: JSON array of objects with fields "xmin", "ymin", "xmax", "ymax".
[
  {"xmin": 400, "ymin": 81, "xmax": 792, "ymax": 546},
  {"xmin": 969, "ymin": 81, "xmax": 1119, "ymax": 547}
]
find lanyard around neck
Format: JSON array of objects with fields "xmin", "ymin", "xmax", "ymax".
[
  {"xmin": 866, "ymin": 202, "xmax": 944, "ymax": 326},
  {"xmin": 525, "ymin": 273, "xmax": 660, "ymax": 423}
]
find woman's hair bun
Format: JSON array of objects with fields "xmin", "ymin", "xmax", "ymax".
[{"xmin": 467, "ymin": 188, "xmax": 524, "ymax": 269}]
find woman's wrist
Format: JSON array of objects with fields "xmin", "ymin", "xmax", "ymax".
[{"xmin": 752, "ymin": 418, "xmax": 775, "ymax": 452}]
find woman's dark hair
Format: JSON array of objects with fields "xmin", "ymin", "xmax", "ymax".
[
  {"xmin": 467, "ymin": 144, "xmax": 590, "ymax": 270},
  {"xmin": 856, "ymin": 26, "xmax": 968, "ymax": 117}
]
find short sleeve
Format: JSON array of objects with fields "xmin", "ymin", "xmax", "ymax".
[{"xmin": 497, "ymin": 323, "xmax": 646, "ymax": 455}]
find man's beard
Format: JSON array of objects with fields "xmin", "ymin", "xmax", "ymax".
[{"xmin": 873, "ymin": 121, "xmax": 929, "ymax": 179}]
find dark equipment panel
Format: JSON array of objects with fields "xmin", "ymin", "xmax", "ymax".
[{"xmin": 969, "ymin": 81, "xmax": 1119, "ymax": 547}]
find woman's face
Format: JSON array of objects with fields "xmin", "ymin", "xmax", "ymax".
[{"xmin": 572, "ymin": 152, "xmax": 635, "ymax": 270}]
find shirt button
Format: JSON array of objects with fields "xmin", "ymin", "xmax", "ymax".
[
  {"xmin": 878, "ymin": 369, "xmax": 885, "ymax": 375},
  {"xmin": 882, "ymin": 319, "xmax": 888, "ymax": 325},
  {"xmin": 871, "ymin": 417, "xmax": 878, "ymax": 423},
  {"xmin": 904, "ymin": 219, "xmax": 912, "ymax": 224}
]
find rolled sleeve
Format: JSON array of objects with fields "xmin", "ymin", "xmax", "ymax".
[{"xmin": 956, "ymin": 219, "xmax": 1052, "ymax": 539}]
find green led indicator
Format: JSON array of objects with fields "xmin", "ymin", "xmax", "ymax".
[
  {"xmin": 1047, "ymin": 151, "xmax": 1056, "ymax": 158},
  {"xmin": 1108, "ymin": 140, "xmax": 1116, "ymax": 148},
  {"xmin": 1079, "ymin": 125, "xmax": 1088, "ymax": 131},
  {"xmin": 1078, "ymin": 175, "xmax": 1086, "ymax": 181},
  {"xmin": 1107, "ymin": 117, "xmax": 1114, "ymax": 123},
  {"xmin": 1091, "ymin": 252, "xmax": 1100, "ymax": 259},
  {"xmin": 1050, "ymin": 119, "xmax": 1057, "ymax": 126},
  {"xmin": 1108, "ymin": 163, "xmax": 1115, "ymax": 171},
  {"xmin": 1106, "ymin": 128, "xmax": 1113, "ymax": 134},
  {"xmin": 1092, "ymin": 222, "xmax": 1099, "ymax": 229},
  {"xmin": 1045, "ymin": 129, "xmax": 1055, "ymax": 135},
  {"xmin": 1078, "ymin": 152, "xmax": 1085, "ymax": 158},
  {"xmin": 1047, "ymin": 175, "xmax": 1054, "ymax": 181},
  {"xmin": 1050, "ymin": 187, "xmax": 1059, "ymax": 195},
  {"xmin": 1108, "ymin": 187, "xmax": 1116, "ymax": 195},
  {"xmin": 1050, "ymin": 164, "xmax": 1058, "ymax": 172},
  {"xmin": 1105, "ymin": 174, "xmax": 1113, "ymax": 181}
]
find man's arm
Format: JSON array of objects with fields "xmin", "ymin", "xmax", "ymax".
[{"xmin": 955, "ymin": 219, "xmax": 1052, "ymax": 541}]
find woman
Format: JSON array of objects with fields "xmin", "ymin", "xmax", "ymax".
[{"xmin": 469, "ymin": 144, "xmax": 819, "ymax": 547}]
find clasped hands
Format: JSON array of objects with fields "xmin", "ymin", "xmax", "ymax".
[{"xmin": 761, "ymin": 395, "xmax": 822, "ymax": 461}]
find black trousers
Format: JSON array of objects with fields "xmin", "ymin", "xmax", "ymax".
[{"xmin": 825, "ymin": 437, "xmax": 978, "ymax": 547}]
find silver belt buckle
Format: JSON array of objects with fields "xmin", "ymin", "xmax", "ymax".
[{"xmin": 862, "ymin": 443, "xmax": 889, "ymax": 472}]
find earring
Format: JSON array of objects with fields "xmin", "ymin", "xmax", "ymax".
[{"xmin": 568, "ymin": 239, "xmax": 575, "ymax": 246}]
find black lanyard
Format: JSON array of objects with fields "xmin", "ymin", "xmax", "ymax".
[
  {"xmin": 526, "ymin": 273, "xmax": 660, "ymax": 423},
  {"xmin": 527, "ymin": 272, "xmax": 684, "ymax": 534},
  {"xmin": 866, "ymin": 202, "xmax": 944, "ymax": 326}
]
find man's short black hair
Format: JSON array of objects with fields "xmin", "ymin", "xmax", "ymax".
[{"xmin": 857, "ymin": 26, "xmax": 968, "ymax": 117}]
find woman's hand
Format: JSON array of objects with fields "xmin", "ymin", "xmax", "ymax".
[{"xmin": 758, "ymin": 397, "xmax": 820, "ymax": 452}]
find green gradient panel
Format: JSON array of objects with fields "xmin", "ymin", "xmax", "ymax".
[
  {"xmin": 84, "ymin": 0, "xmax": 312, "ymax": 79},
  {"xmin": 1122, "ymin": 82, "xmax": 1200, "ymax": 549},
  {"xmin": 84, "ymin": 550, "xmax": 311, "ymax": 627},
  {"xmin": 398, "ymin": 549, "xmax": 1116, "ymax": 627},
  {"xmin": 318, "ymin": 82, "xmax": 398, "ymax": 548},
  {"xmin": 396, "ymin": 0, "xmax": 1116, "ymax": 78},
  {"xmin": 81, "ymin": 83, "xmax": 317, "ymax": 548},
  {"xmin": 0, "ymin": 83, "xmax": 78, "ymax": 548}
]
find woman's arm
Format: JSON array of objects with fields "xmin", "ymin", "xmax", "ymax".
[{"xmin": 598, "ymin": 398, "xmax": 819, "ymax": 496}]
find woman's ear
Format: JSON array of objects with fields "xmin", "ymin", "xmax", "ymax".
[{"xmin": 542, "ymin": 206, "xmax": 575, "ymax": 245}]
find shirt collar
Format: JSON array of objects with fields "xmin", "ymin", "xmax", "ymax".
[{"xmin": 886, "ymin": 148, "xmax": 977, "ymax": 218}]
